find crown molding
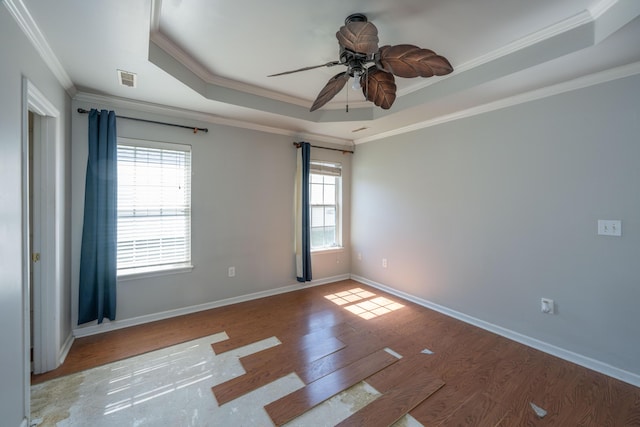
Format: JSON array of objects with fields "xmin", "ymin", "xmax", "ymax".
[
  {"xmin": 148, "ymin": 0, "xmax": 366, "ymax": 111},
  {"xmin": 356, "ymin": 61, "xmax": 640, "ymax": 144},
  {"xmin": 397, "ymin": 9, "xmax": 595, "ymax": 98},
  {"xmin": 149, "ymin": 0, "xmax": 162, "ymax": 32},
  {"xmin": 73, "ymin": 92, "xmax": 353, "ymax": 146},
  {"xmin": 589, "ymin": 0, "xmax": 619, "ymax": 19},
  {"xmin": 148, "ymin": 0, "xmax": 632, "ymax": 118},
  {"xmin": 383, "ymin": 0, "xmax": 631, "ymax": 99},
  {"xmin": 149, "ymin": 29, "xmax": 372, "ymax": 112},
  {"xmin": 3, "ymin": 0, "xmax": 76, "ymax": 96}
]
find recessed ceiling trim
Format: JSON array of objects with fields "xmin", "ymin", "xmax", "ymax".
[
  {"xmin": 3, "ymin": 0, "xmax": 76, "ymax": 96},
  {"xmin": 150, "ymin": 0, "xmax": 636, "ymax": 127},
  {"xmin": 591, "ymin": 0, "xmax": 640, "ymax": 43},
  {"xmin": 148, "ymin": 40, "xmax": 375, "ymax": 123},
  {"xmin": 377, "ymin": 11, "xmax": 613, "ymax": 119},
  {"xmin": 149, "ymin": 0, "xmax": 162, "ymax": 32},
  {"xmin": 151, "ymin": 29, "xmax": 373, "ymax": 112},
  {"xmin": 150, "ymin": 30, "xmax": 312, "ymax": 108},
  {"xmin": 455, "ymin": 11, "xmax": 593, "ymax": 73},
  {"xmin": 355, "ymin": 61, "xmax": 640, "ymax": 145},
  {"xmin": 396, "ymin": 9, "xmax": 594, "ymax": 98},
  {"xmin": 590, "ymin": 0, "xmax": 620, "ymax": 19}
]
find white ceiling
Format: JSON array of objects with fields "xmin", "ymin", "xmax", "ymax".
[{"xmin": 16, "ymin": 0, "xmax": 640, "ymax": 144}]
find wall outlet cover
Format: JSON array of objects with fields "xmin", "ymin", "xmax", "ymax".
[
  {"xmin": 598, "ymin": 220, "xmax": 622, "ymax": 236},
  {"xmin": 541, "ymin": 298, "xmax": 554, "ymax": 314}
]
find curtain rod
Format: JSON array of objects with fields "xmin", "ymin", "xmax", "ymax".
[
  {"xmin": 77, "ymin": 108, "xmax": 208, "ymax": 133},
  {"xmin": 293, "ymin": 142, "xmax": 354, "ymax": 154}
]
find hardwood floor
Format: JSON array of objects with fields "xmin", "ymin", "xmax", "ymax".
[
  {"xmin": 32, "ymin": 279, "xmax": 640, "ymax": 426},
  {"xmin": 265, "ymin": 348, "xmax": 400, "ymax": 426}
]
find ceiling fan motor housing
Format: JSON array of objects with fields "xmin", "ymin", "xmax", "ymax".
[
  {"xmin": 291, "ymin": 12, "xmax": 453, "ymax": 111},
  {"xmin": 339, "ymin": 48, "xmax": 372, "ymax": 77}
]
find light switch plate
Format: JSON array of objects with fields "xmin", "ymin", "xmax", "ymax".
[{"xmin": 598, "ymin": 220, "xmax": 622, "ymax": 236}]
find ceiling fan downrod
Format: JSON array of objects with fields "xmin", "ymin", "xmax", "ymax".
[{"xmin": 344, "ymin": 13, "xmax": 368, "ymax": 25}]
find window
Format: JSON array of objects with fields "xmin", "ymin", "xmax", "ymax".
[
  {"xmin": 117, "ymin": 138, "xmax": 192, "ymax": 276},
  {"xmin": 310, "ymin": 161, "xmax": 341, "ymax": 250}
]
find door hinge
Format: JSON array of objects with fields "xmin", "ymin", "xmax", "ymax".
[{"xmin": 32, "ymin": 252, "xmax": 41, "ymax": 262}]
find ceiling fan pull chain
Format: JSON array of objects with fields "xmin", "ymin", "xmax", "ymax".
[
  {"xmin": 346, "ymin": 83, "xmax": 349, "ymax": 113},
  {"xmin": 365, "ymin": 67, "xmax": 369, "ymax": 99}
]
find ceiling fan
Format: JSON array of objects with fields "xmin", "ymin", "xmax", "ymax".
[{"xmin": 268, "ymin": 13, "xmax": 454, "ymax": 112}]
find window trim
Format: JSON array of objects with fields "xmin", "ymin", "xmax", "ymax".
[
  {"xmin": 117, "ymin": 264, "xmax": 193, "ymax": 281},
  {"xmin": 309, "ymin": 160, "xmax": 343, "ymax": 251},
  {"xmin": 116, "ymin": 137, "xmax": 193, "ymax": 279}
]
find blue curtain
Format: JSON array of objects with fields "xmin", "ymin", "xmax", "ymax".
[
  {"xmin": 295, "ymin": 142, "xmax": 312, "ymax": 282},
  {"xmin": 78, "ymin": 109, "xmax": 117, "ymax": 324}
]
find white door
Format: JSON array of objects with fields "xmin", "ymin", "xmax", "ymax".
[{"xmin": 29, "ymin": 111, "xmax": 44, "ymax": 374}]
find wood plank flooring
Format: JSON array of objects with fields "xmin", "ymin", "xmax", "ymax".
[
  {"xmin": 265, "ymin": 348, "xmax": 399, "ymax": 426},
  {"xmin": 335, "ymin": 369, "xmax": 444, "ymax": 427},
  {"xmin": 212, "ymin": 334, "xmax": 346, "ymax": 405},
  {"xmin": 32, "ymin": 279, "xmax": 640, "ymax": 426}
]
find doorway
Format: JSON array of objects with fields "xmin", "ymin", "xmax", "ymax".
[
  {"xmin": 29, "ymin": 110, "xmax": 36, "ymax": 373},
  {"xmin": 23, "ymin": 78, "xmax": 62, "ymax": 382}
]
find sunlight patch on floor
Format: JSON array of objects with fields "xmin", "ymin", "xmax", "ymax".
[
  {"xmin": 325, "ymin": 288, "xmax": 405, "ymax": 320},
  {"xmin": 324, "ymin": 288, "xmax": 375, "ymax": 306}
]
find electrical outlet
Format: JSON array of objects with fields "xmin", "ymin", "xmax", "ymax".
[
  {"xmin": 382, "ymin": 258, "xmax": 388, "ymax": 268},
  {"xmin": 357, "ymin": 252, "xmax": 362, "ymax": 261},
  {"xmin": 541, "ymin": 298, "xmax": 554, "ymax": 314},
  {"xmin": 228, "ymin": 266, "xmax": 236, "ymax": 277}
]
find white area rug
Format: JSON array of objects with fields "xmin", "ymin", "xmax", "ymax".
[{"xmin": 31, "ymin": 332, "xmax": 423, "ymax": 426}]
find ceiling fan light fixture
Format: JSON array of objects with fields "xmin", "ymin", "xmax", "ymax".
[
  {"xmin": 351, "ymin": 75, "xmax": 361, "ymax": 90},
  {"xmin": 351, "ymin": 69, "xmax": 362, "ymax": 90}
]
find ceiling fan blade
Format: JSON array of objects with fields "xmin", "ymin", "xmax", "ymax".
[
  {"xmin": 361, "ymin": 67, "xmax": 396, "ymax": 109},
  {"xmin": 310, "ymin": 72, "xmax": 350, "ymax": 112},
  {"xmin": 336, "ymin": 21, "xmax": 379, "ymax": 55},
  {"xmin": 268, "ymin": 61, "xmax": 342, "ymax": 77},
  {"xmin": 377, "ymin": 44, "xmax": 453, "ymax": 78}
]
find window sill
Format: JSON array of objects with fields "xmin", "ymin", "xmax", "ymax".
[
  {"xmin": 311, "ymin": 247, "xmax": 344, "ymax": 255},
  {"xmin": 117, "ymin": 264, "xmax": 194, "ymax": 282}
]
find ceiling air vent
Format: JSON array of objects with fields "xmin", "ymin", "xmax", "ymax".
[{"xmin": 117, "ymin": 69, "xmax": 137, "ymax": 88}]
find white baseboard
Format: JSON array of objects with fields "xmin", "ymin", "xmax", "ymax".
[
  {"xmin": 73, "ymin": 274, "xmax": 350, "ymax": 338},
  {"xmin": 351, "ymin": 274, "xmax": 640, "ymax": 388},
  {"xmin": 58, "ymin": 332, "xmax": 75, "ymax": 366}
]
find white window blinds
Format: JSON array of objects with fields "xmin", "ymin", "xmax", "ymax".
[
  {"xmin": 310, "ymin": 161, "xmax": 342, "ymax": 177},
  {"xmin": 117, "ymin": 140, "xmax": 192, "ymax": 273},
  {"xmin": 309, "ymin": 161, "xmax": 341, "ymax": 249}
]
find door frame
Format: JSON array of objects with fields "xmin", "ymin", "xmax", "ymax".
[{"xmin": 22, "ymin": 77, "xmax": 61, "ymax": 387}]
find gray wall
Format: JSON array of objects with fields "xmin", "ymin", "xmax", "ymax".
[
  {"xmin": 71, "ymin": 99, "xmax": 351, "ymax": 327},
  {"xmin": 0, "ymin": 5, "xmax": 72, "ymax": 426},
  {"xmin": 351, "ymin": 74, "xmax": 640, "ymax": 375}
]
